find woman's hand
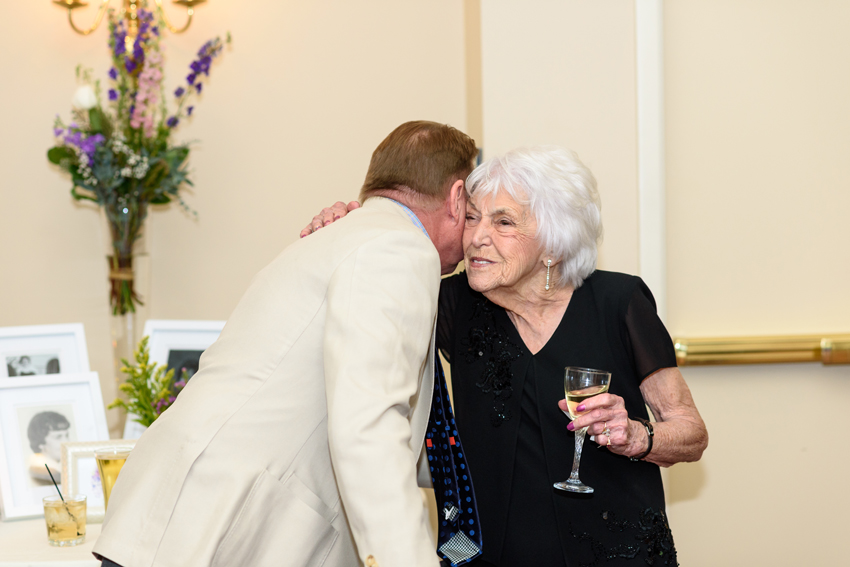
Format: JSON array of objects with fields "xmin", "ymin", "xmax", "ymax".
[
  {"xmin": 299, "ymin": 200, "xmax": 360, "ymax": 238},
  {"xmin": 558, "ymin": 394, "xmax": 647, "ymax": 458},
  {"xmin": 556, "ymin": 367, "xmax": 708, "ymax": 466}
]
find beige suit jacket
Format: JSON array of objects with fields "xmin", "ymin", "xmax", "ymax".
[{"xmin": 93, "ymin": 198, "xmax": 442, "ymax": 567}]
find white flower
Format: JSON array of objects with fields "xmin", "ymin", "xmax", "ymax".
[{"xmin": 73, "ymin": 85, "xmax": 98, "ymax": 110}]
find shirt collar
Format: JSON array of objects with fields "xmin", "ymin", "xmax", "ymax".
[{"xmin": 374, "ymin": 197, "xmax": 429, "ymax": 238}]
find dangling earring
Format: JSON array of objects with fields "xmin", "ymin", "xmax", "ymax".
[{"xmin": 545, "ymin": 259, "xmax": 552, "ymax": 291}]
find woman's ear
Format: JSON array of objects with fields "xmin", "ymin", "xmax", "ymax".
[{"xmin": 543, "ymin": 252, "xmax": 563, "ymax": 267}]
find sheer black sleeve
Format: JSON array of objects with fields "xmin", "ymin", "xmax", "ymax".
[
  {"xmin": 624, "ymin": 279, "xmax": 677, "ymax": 381},
  {"xmin": 437, "ymin": 273, "xmax": 465, "ymax": 363}
]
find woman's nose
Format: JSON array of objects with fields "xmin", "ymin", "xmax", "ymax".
[{"xmin": 469, "ymin": 221, "xmax": 491, "ymax": 247}]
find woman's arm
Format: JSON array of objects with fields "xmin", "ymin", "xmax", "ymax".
[
  {"xmin": 561, "ymin": 366, "xmax": 708, "ymax": 467},
  {"xmin": 299, "ymin": 200, "xmax": 360, "ymax": 238},
  {"xmin": 635, "ymin": 367, "xmax": 708, "ymax": 467}
]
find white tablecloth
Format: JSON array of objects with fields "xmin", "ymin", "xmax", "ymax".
[{"xmin": 0, "ymin": 518, "xmax": 100, "ymax": 566}]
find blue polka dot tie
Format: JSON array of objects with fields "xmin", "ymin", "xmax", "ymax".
[{"xmin": 426, "ymin": 353, "xmax": 482, "ymax": 565}]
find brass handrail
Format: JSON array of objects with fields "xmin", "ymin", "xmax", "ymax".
[{"xmin": 673, "ymin": 334, "xmax": 850, "ymax": 366}]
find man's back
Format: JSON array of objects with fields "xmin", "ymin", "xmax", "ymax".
[{"xmin": 94, "ymin": 198, "xmax": 442, "ymax": 567}]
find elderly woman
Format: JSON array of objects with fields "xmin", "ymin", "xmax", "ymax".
[
  {"xmin": 437, "ymin": 146, "xmax": 707, "ymax": 566},
  {"xmin": 307, "ymin": 146, "xmax": 707, "ymax": 566}
]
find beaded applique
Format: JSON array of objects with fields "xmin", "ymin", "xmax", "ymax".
[
  {"xmin": 461, "ymin": 297, "xmax": 523, "ymax": 426},
  {"xmin": 571, "ymin": 508, "xmax": 678, "ymax": 566}
]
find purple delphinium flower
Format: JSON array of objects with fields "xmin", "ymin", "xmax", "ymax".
[
  {"xmin": 108, "ymin": 89, "xmax": 118, "ymax": 101},
  {"xmin": 167, "ymin": 116, "xmax": 179, "ymax": 128},
  {"xmin": 186, "ymin": 106, "xmax": 194, "ymax": 116},
  {"xmin": 174, "ymin": 86, "xmax": 185, "ymax": 98},
  {"xmin": 64, "ymin": 130, "xmax": 83, "ymax": 148},
  {"xmin": 108, "ymin": 67, "xmax": 118, "ymax": 80},
  {"xmin": 111, "ymin": 19, "xmax": 127, "ymax": 58},
  {"xmin": 186, "ymin": 73, "xmax": 196, "ymax": 85},
  {"xmin": 195, "ymin": 83, "xmax": 202, "ymax": 94},
  {"xmin": 125, "ymin": 58, "xmax": 137, "ymax": 73},
  {"xmin": 79, "ymin": 133, "xmax": 105, "ymax": 157},
  {"xmin": 53, "ymin": 127, "xmax": 64, "ymax": 137}
]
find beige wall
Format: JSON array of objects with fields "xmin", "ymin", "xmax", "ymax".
[
  {"xmin": 665, "ymin": 1, "xmax": 850, "ymax": 565},
  {"xmin": 480, "ymin": 0, "xmax": 640, "ymax": 275},
  {"xmin": 0, "ymin": 0, "xmax": 467, "ymax": 438}
]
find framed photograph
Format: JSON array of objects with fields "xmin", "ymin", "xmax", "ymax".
[
  {"xmin": 0, "ymin": 323, "xmax": 90, "ymax": 380},
  {"xmin": 0, "ymin": 372, "xmax": 108, "ymax": 520},
  {"xmin": 61, "ymin": 439, "xmax": 136, "ymax": 523},
  {"xmin": 123, "ymin": 320, "xmax": 225, "ymax": 439}
]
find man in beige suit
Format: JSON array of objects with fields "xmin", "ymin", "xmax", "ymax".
[{"xmin": 93, "ymin": 121, "xmax": 477, "ymax": 567}]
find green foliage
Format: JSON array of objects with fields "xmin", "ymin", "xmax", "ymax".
[
  {"xmin": 47, "ymin": 146, "xmax": 73, "ymax": 166},
  {"xmin": 107, "ymin": 336, "xmax": 181, "ymax": 427}
]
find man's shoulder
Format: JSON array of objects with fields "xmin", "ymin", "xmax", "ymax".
[{"xmin": 332, "ymin": 199, "xmax": 436, "ymax": 258}]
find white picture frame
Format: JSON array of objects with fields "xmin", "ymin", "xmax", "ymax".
[
  {"xmin": 0, "ymin": 372, "xmax": 108, "ymax": 520},
  {"xmin": 61, "ymin": 439, "xmax": 137, "ymax": 523},
  {"xmin": 0, "ymin": 323, "xmax": 90, "ymax": 381},
  {"xmin": 123, "ymin": 320, "xmax": 225, "ymax": 439}
]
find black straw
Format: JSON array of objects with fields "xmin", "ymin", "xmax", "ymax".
[
  {"xmin": 44, "ymin": 463, "xmax": 82, "ymax": 535},
  {"xmin": 44, "ymin": 464, "xmax": 65, "ymax": 502}
]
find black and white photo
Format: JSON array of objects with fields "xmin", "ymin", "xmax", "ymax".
[
  {"xmin": 0, "ymin": 372, "xmax": 107, "ymax": 519},
  {"xmin": 0, "ymin": 323, "xmax": 89, "ymax": 380},
  {"xmin": 6, "ymin": 353, "xmax": 61, "ymax": 377},
  {"xmin": 165, "ymin": 349, "xmax": 204, "ymax": 381},
  {"xmin": 17, "ymin": 404, "xmax": 77, "ymax": 485}
]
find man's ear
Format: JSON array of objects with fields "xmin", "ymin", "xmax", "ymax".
[{"xmin": 446, "ymin": 179, "xmax": 465, "ymax": 223}]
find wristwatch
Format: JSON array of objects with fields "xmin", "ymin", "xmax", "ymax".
[{"xmin": 630, "ymin": 417, "xmax": 654, "ymax": 461}]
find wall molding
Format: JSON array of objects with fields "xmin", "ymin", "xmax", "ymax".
[{"xmin": 635, "ymin": 0, "xmax": 666, "ymax": 321}]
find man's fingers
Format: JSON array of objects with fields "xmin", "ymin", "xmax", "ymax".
[{"xmin": 346, "ymin": 200, "xmax": 361, "ymax": 212}]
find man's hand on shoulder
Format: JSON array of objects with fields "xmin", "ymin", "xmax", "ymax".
[{"xmin": 300, "ymin": 200, "xmax": 360, "ymax": 238}]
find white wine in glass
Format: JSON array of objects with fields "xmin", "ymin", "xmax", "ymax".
[
  {"xmin": 554, "ymin": 367, "xmax": 611, "ymax": 494},
  {"xmin": 95, "ymin": 447, "xmax": 132, "ymax": 511}
]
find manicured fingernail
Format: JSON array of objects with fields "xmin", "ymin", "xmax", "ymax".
[
  {"xmin": 334, "ymin": 215, "xmax": 340, "ymax": 220},
  {"xmin": 567, "ymin": 422, "xmax": 575, "ymax": 431},
  {"xmin": 576, "ymin": 404, "xmax": 586, "ymax": 412}
]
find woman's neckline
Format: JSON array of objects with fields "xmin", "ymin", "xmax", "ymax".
[{"xmin": 498, "ymin": 287, "xmax": 576, "ymax": 356}]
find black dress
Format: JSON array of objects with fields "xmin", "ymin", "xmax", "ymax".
[{"xmin": 437, "ymin": 270, "xmax": 679, "ymax": 567}]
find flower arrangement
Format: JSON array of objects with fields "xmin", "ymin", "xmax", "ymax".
[
  {"xmin": 108, "ymin": 336, "xmax": 187, "ymax": 428},
  {"xmin": 47, "ymin": 1, "xmax": 229, "ymax": 315}
]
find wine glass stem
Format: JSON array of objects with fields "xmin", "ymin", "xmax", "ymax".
[{"xmin": 569, "ymin": 426, "xmax": 588, "ymax": 483}]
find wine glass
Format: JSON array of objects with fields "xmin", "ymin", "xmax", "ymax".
[
  {"xmin": 554, "ymin": 367, "xmax": 611, "ymax": 494},
  {"xmin": 95, "ymin": 446, "xmax": 133, "ymax": 510}
]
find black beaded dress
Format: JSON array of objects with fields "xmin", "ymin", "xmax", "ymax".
[{"xmin": 437, "ymin": 270, "xmax": 679, "ymax": 567}]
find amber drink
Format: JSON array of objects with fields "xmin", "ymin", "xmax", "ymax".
[
  {"xmin": 95, "ymin": 446, "xmax": 132, "ymax": 511},
  {"xmin": 43, "ymin": 495, "xmax": 86, "ymax": 546}
]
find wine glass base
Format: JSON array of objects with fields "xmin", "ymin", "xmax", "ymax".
[{"xmin": 554, "ymin": 481, "xmax": 594, "ymax": 494}]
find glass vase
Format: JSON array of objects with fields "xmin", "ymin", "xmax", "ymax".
[{"xmin": 106, "ymin": 200, "xmax": 148, "ymax": 316}]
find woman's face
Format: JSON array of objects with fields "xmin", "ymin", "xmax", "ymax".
[
  {"xmin": 463, "ymin": 190, "xmax": 544, "ymax": 294},
  {"xmin": 40, "ymin": 428, "xmax": 70, "ymax": 462}
]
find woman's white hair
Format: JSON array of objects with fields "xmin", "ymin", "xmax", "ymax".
[{"xmin": 465, "ymin": 146, "xmax": 602, "ymax": 289}]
